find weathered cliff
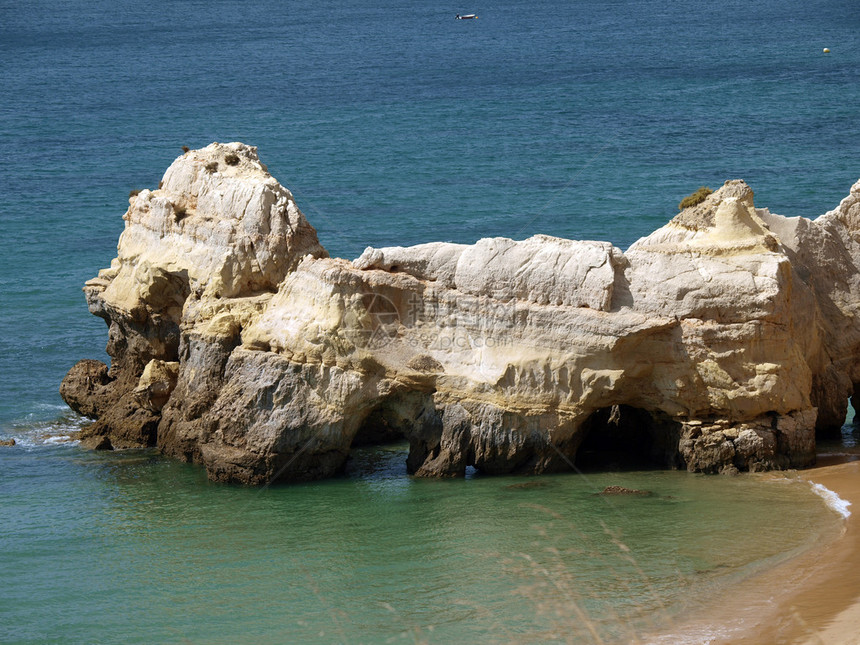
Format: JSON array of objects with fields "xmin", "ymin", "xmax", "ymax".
[{"xmin": 61, "ymin": 143, "xmax": 860, "ymax": 483}]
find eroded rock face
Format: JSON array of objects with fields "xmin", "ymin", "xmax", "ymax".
[
  {"xmin": 61, "ymin": 143, "xmax": 860, "ymax": 484},
  {"xmin": 62, "ymin": 142, "xmax": 326, "ymax": 454}
]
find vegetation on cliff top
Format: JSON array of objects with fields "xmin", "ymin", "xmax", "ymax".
[{"xmin": 679, "ymin": 186, "xmax": 713, "ymax": 210}]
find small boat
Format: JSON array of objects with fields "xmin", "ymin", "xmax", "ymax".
[{"xmin": 455, "ymin": 13, "xmax": 478, "ymax": 19}]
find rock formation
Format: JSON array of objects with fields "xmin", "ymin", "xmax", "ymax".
[{"xmin": 61, "ymin": 143, "xmax": 860, "ymax": 484}]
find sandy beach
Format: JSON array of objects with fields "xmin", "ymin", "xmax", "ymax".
[
  {"xmin": 655, "ymin": 456, "xmax": 860, "ymax": 644},
  {"xmin": 785, "ymin": 457, "xmax": 860, "ymax": 645}
]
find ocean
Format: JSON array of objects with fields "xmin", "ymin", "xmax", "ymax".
[{"xmin": 1, "ymin": 0, "xmax": 858, "ymax": 641}]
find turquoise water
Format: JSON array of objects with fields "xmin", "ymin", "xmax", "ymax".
[
  {"xmin": 0, "ymin": 440, "xmax": 843, "ymax": 643},
  {"xmin": 1, "ymin": 0, "xmax": 859, "ymax": 641}
]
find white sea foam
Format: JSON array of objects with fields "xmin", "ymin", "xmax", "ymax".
[
  {"xmin": 810, "ymin": 482, "xmax": 852, "ymax": 519},
  {"xmin": 42, "ymin": 435, "xmax": 76, "ymax": 445},
  {"xmin": 3, "ymin": 412, "xmax": 88, "ymax": 450},
  {"xmin": 8, "ymin": 432, "xmax": 81, "ymax": 449},
  {"xmin": 645, "ymin": 623, "xmax": 734, "ymax": 644}
]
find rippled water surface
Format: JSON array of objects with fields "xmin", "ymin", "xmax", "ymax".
[
  {"xmin": 1, "ymin": 0, "xmax": 859, "ymax": 641},
  {"xmin": 0, "ymin": 440, "xmax": 844, "ymax": 643}
]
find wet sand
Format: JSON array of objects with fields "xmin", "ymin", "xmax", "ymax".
[
  {"xmin": 658, "ymin": 456, "xmax": 860, "ymax": 644},
  {"xmin": 788, "ymin": 457, "xmax": 860, "ymax": 645}
]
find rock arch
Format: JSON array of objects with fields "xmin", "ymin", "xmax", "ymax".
[{"xmin": 59, "ymin": 144, "xmax": 860, "ymax": 484}]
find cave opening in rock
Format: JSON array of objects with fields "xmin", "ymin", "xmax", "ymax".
[
  {"xmin": 345, "ymin": 392, "xmax": 439, "ymax": 478},
  {"xmin": 344, "ymin": 406, "xmax": 410, "ymax": 479},
  {"xmin": 574, "ymin": 405, "xmax": 682, "ymax": 472},
  {"xmin": 834, "ymin": 396, "xmax": 860, "ymax": 447},
  {"xmin": 352, "ymin": 404, "xmax": 409, "ymax": 447}
]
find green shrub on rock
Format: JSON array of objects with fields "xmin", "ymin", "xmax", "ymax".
[{"xmin": 679, "ymin": 186, "xmax": 713, "ymax": 210}]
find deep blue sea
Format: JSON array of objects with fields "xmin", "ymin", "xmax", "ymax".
[{"xmin": 1, "ymin": 0, "xmax": 859, "ymax": 642}]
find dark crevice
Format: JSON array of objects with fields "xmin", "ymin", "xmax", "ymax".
[
  {"xmin": 574, "ymin": 405, "xmax": 683, "ymax": 472},
  {"xmin": 350, "ymin": 391, "xmax": 438, "ymax": 449},
  {"xmin": 352, "ymin": 406, "xmax": 408, "ymax": 447}
]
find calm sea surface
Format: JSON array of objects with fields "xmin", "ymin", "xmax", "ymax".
[{"xmin": 1, "ymin": 0, "xmax": 859, "ymax": 642}]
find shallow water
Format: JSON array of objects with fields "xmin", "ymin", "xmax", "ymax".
[
  {"xmin": 0, "ymin": 440, "xmax": 844, "ymax": 644},
  {"xmin": 1, "ymin": 0, "xmax": 859, "ymax": 641}
]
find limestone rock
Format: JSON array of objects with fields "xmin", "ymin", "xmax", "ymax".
[
  {"xmin": 134, "ymin": 360, "xmax": 180, "ymax": 412},
  {"xmin": 80, "ymin": 434, "xmax": 112, "ymax": 451},
  {"xmin": 61, "ymin": 143, "xmax": 326, "ymax": 451},
  {"xmin": 60, "ymin": 146, "xmax": 860, "ymax": 485},
  {"xmin": 60, "ymin": 359, "xmax": 113, "ymax": 419},
  {"xmin": 355, "ymin": 235, "xmax": 622, "ymax": 310}
]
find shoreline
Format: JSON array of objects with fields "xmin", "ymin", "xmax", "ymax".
[
  {"xmin": 655, "ymin": 455, "xmax": 860, "ymax": 644},
  {"xmin": 783, "ymin": 456, "xmax": 860, "ymax": 645}
]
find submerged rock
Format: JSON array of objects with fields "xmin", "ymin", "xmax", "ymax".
[
  {"xmin": 80, "ymin": 434, "xmax": 112, "ymax": 451},
  {"xmin": 60, "ymin": 143, "xmax": 860, "ymax": 484},
  {"xmin": 505, "ymin": 481, "xmax": 551, "ymax": 491},
  {"xmin": 599, "ymin": 486, "xmax": 652, "ymax": 496}
]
